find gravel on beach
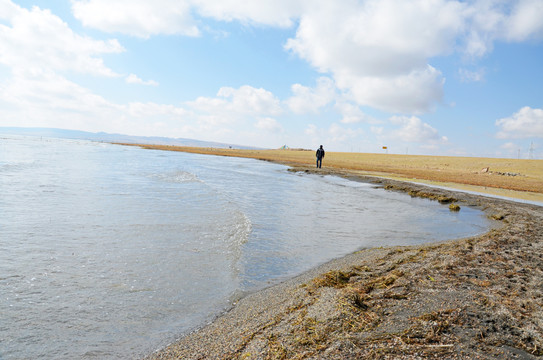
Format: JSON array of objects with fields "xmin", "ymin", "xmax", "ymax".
[{"xmin": 145, "ymin": 171, "xmax": 543, "ymax": 360}]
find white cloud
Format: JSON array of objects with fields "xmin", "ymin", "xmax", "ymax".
[
  {"xmin": 286, "ymin": 77, "xmax": 335, "ymax": 114},
  {"xmin": 187, "ymin": 85, "xmax": 284, "ymax": 128},
  {"xmin": 459, "ymin": 68, "xmax": 485, "ymax": 83},
  {"xmin": 302, "ymin": 122, "xmax": 364, "ymax": 150},
  {"xmin": 461, "ymin": 0, "xmax": 543, "ymax": 56},
  {"xmin": 388, "ymin": 116, "xmax": 447, "ymax": 143},
  {"xmin": 68, "ymin": 0, "xmax": 543, "ymax": 117},
  {"xmin": 184, "ymin": 85, "xmax": 285, "ymax": 141},
  {"xmin": 0, "ymin": 0, "xmax": 19, "ymax": 20},
  {"xmin": 283, "ymin": 0, "xmax": 543, "ymax": 114},
  {"xmin": 255, "ymin": 117, "xmax": 284, "ymax": 133},
  {"xmin": 0, "ymin": 69, "xmax": 191, "ymax": 136},
  {"xmin": 298, "ymin": 123, "xmax": 375, "ymax": 151},
  {"xmin": 286, "ymin": 1, "xmax": 463, "ymax": 74},
  {"xmin": 284, "ymin": 0, "xmax": 462, "ymax": 114},
  {"xmin": 461, "ymin": 1, "xmax": 506, "ymax": 57},
  {"xmin": 342, "ymin": 65, "xmax": 445, "ymax": 114},
  {"xmin": 501, "ymin": 142, "xmax": 519, "ymax": 151},
  {"xmin": 496, "ymin": 106, "xmax": 543, "ymax": 139},
  {"xmin": 304, "ymin": 123, "xmax": 317, "ymax": 137},
  {"xmin": 0, "ymin": 70, "xmax": 115, "ymax": 121},
  {"xmin": 0, "ymin": 3, "xmax": 123, "ymax": 76},
  {"xmin": 192, "ymin": 0, "xmax": 302, "ymax": 27},
  {"xmin": 125, "ymin": 74, "xmax": 159, "ymax": 86},
  {"xmin": 71, "ymin": 0, "xmax": 301, "ymax": 37},
  {"xmin": 371, "ymin": 126, "xmax": 384, "ymax": 135},
  {"xmin": 335, "ymin": 101, "xmax": 376, "ymax": 125},
  {"xmin": 126, "ymin": 102, "xmax": 188, "ymax": 118},
  {"xmin": 328, "ymin": 123, "xmax": 363, "ymax": 143},
  {"xmin": 215, "ymin": 85, "xmax": 283, "ymax": 115},
  {"xmin": 503, "ymin": 0, "xmax": 543, "ymax": 42},
  {"xmin": 72, "ymin": 0, "xmax": 199, "ymax": 38},
  {"xmin": 0, "ymin": 1, "xmax": 178, "ymax": 137}
]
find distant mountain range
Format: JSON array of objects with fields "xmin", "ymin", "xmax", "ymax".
[{"xmin": 0, "ymin": 127, "xmax": 259, "ymax": 149}]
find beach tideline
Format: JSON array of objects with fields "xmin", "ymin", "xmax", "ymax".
[{"xmin": 135, "ymin": 144, "xmax": 543, "ymax": 360}]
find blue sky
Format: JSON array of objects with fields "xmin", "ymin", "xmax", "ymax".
[{"xmin": 1, "ymin": 0, "xmax": 542, "ymax": 157}]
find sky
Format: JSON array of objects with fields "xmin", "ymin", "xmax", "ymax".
[{"xmin": 0, "ymin": 0, "xmax": 542, "ymax": 157}]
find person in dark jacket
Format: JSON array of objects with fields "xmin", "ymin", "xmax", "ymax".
[{"xmin": 316, "ymin": 145, "xmax": 325, "ymax": 168}]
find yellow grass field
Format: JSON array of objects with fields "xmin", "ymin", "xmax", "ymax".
[{"xmin": 122, "ymin": 144, "xmax": 543, "ymax": 202}]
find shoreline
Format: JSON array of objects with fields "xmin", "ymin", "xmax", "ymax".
[
  {"xmin": 137, "ymin": 146, "xmax": 543, "ymax": 359},
  {"xmin": 116, "ymin": 144, "xmax": 543, "ymax": 203}
]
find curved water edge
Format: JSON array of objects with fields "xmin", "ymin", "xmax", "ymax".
[{"xmin": 0, "ymin": 136, "xmax": 492, "ymax": 359}]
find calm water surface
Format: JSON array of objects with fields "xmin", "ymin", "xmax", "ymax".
[{"xmin": 0, "ymin": 136, "xmax": 491, "ymax": 359}]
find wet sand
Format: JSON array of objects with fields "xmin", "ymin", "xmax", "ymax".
[{"xmin": 137, "ymin": 146, "xmax": 543, "ymax": 359}]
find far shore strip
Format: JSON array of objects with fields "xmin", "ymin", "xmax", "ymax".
[{"xmin": 117, "ymin": 143, "xmax": 543, "ymax": 203}]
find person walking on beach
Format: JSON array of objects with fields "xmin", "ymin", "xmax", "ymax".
[{"xmin": 316, "ymin": 145, "xmax": 325, "ymax": 168}]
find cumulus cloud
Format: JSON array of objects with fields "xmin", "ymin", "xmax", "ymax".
[
  {"xmin": 0, "ymin": 68, "xmax": 190, "ymax": 136},
  {"xmin": 459, "ymin": 68, "xmax": 485, "ymax": 82},
  {"xmin": 125, "ymin": 74, "xmax": 159, "ymax": 86},
  {"xmin": 371, "ymin": 126, "xmax": 384, "ymax": 135},
  {"xmin": 0, "ymin": 1, "xmax": 180, "ymax": 137},
  {"xmin": 501, "ymin": 142, "xmax": 518, "ymax": 150},
  {"xmin": 126, "ymin": 102, "xmax": 188, "ymax": 118},
  {"xmin": 192, "ymin": 0, "xmax": 302, "ymax": 27},
  {"xmin": 255, "ymin": 117, "xmax": 284, "ymax": 133},
  {"xmin": 72, "ymin": 0, "xmax": 199, "ymax": 38},
  {"xmin": 180, "ymin": 86, "xmax": 289, "ymax": 147},
  {"xmin": 328, "ymin": 123, "xmax": 363, "ymax": 143},
  {"xmin": 302, "ymin": 122, "xmax": 365, "ymax": 151},
  {"xmin": 0, "ymin": 3, "xmax": 123, "ymax": 76},
  {"xmin": 283, "ymin": 0, "xmax": 543, "ymax": 114},
  {"xmin": 185, "ymin": 85, "xmax": 284, "ymax": 133},
  {"xmin": 217, "ymin": 86, "xmax": 282, "ymax": 115},
  {"xmin": 69, "ymin": 0, "xmax": 543, "ymax": 116},
  {"xmin": 342, "ymin": 65, "xmax": 445, "ymax": 114},
  {"xmin": 458, "ymin": 0, "xmax": 543, "ymax": 56},
  {"xmin": 502, "ymin": 0, "xmax": 543, "ymax": 42},
  {"xmin": 71, "ymin": 0, "xmax": 302, "ymax": 36},
  {"xmin": 496, "ymin": 106, "xmax": 543, "ymax": 139},
  {"xmin": 0, "ymin": 70, "xmax": 114, "ymax": 120},
  {"xmin": 0, "ymin": 0, "xmax": 19, "ymax": 20},
  {"xmin": 284, "ymin": 0, "xmax": 462, "ymax": 113},
  {"xmin": 188, "ymin": 86, "xmax": 282, "ymax": 127},
  {"xmin": 286, "ymin": 77, "xmax": 336, "ymax": 114},
  {"xmin": 304, "ymin": 123, "xmax": 317, "ymax": 137},
  {"xmin": 335, "ymin": 101, "xmax": 376, "ymax": 124},
  {"xmin": 388, "ymin": 116, "xmax": 448, "ymax": 143}
]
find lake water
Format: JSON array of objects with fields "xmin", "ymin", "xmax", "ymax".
[{"xmin": 0, "ymin": 135, "xmax": 491, "ymax": 359}]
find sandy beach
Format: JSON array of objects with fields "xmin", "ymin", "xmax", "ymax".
[{"xmin": 138, "ymin": 146, "xmax": 543, "ymax": 359}]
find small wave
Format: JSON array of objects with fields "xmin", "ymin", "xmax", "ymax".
[
  {"xmin": 0, "ymin": 160, "xmax": 39, "ymax": 173},
  {"xmin": 150, "ymin": 171, "xmax": 201, "ymax": 184},
  {"xmin": 227, "ymin": 210, "xmax": 252, "ymax": 248},
  {"xmin": 207, "ymin": 207, "xmax": 252, "ymax": 277}
]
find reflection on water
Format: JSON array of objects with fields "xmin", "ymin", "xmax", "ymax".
[{"xmin": 0, "ymin": 136, "xmax": 491, "ymax": 359}]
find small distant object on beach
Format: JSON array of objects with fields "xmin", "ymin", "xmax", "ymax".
[
  {"xmin": 449, "ymin": 203, "xmax": 461, "ymax": 211},
  {"xmin": 480, "ymin": 167, "xmax": 522, "ymax": 177}
]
